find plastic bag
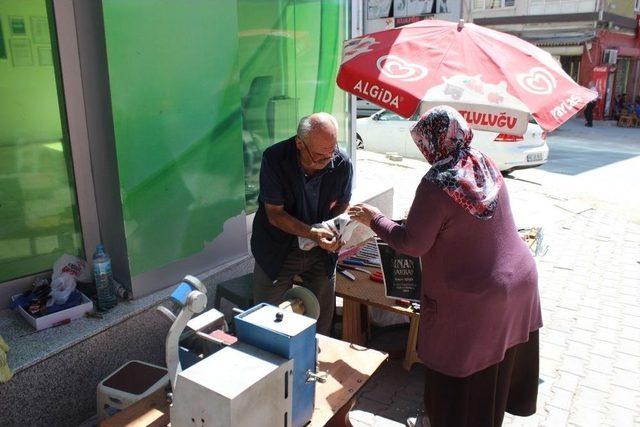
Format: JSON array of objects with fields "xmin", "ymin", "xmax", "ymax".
[
  {"xmin": 49, "ymin": 273, "xmax": 77, "ymax": 306},
  {"xmin": 52, "ymin": 254, "xmax": 91, "ymax": 283},
  {"xmin": 298, "ymin": 213, "xmax": 375, "ymax": 253}
]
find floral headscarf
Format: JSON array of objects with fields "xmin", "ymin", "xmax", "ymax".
[{"xmin": 410, "ymin": 106, "xmax": 504, "ymax": 220}]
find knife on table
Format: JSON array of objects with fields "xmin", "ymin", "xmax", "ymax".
[
  {"xmin": 338, "ymin": 264, "xmax": 371, "ymax": 275},
  {"xmin": 337, "ymin": 266, "xmax": 356, "ymax": 281}
]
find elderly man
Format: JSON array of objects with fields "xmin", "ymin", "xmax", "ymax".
[{"xmin": 251, "ymin": 113, "xmax": 353, "ymax": 334}]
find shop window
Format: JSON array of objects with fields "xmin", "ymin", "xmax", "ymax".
[
  {"xmin": 99, "ymin": 0, "xmax": 350, "ymax": 279},
  {"xmin": 474, "ymin": 0, "xmax": 515, "ymax": 9},
  {"xmin": 367, "ymin": 0, "xmax": 392, "ymax": 19},
  {"xmin": 238, "ymin": 0, "xmax": 349, "ymax": 213},
  {"xmin": 102, "ymin": 0, "xmax": 248, "ymax": 277},
  {"xmin": 614, "ymin": 58, "xmax": 630, "ymax": 102},
  {"xmin": 529, "ymin": 0, "xmax": 595, "ymax": 14},
  {"xmin": 0, "ymin": 0, "xmax": 83, "ymax": 283},
  {"xmin": 560, "ymin": 56, "xmax": 581, "ymax": 83}
]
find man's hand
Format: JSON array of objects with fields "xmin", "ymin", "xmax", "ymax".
[
  {"xmin": 348, "ymin": 203, "xmax": 382, "ymax": 228},
  {"xmin": 264, "ymin": 203, "xmax": 342, "ymax": 252},
  {"xmin": 310, "ymin": 227, "xmax": 341, "ymax": 252}
]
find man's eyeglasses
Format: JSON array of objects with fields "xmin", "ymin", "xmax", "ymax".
[{"xmin": 298, "ymin": 136, "xmax": 338, "ymax": 165}]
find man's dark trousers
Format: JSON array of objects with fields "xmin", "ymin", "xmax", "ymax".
[
  {"xmin": 253, "ymin": 245, "xmax": 335, "ymax": 335},
  {"xmin": 585, "ymin": 101, "xmax": 595, "ymax": 126}
]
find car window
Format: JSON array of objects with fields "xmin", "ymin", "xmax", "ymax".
[{"xmin": 377, "ymin": 110, "xmax": 404, "ymax": 121}]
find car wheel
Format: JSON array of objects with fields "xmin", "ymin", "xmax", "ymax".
[{"xmin": 356, "ymin": 135, "xmax": 364, "ymax": 150}]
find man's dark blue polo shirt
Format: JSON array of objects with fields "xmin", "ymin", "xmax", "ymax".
[{"xmin": 251, "ymin": 136, "xmax": 353, "ymax": 280}]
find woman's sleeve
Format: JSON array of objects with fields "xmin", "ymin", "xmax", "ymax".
[{"xmin": 370, "ymin": 179, "xmax": 445, "ymax": 257}]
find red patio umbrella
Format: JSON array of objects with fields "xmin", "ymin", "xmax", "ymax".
[{"xmin": 337, "ymin": 20, "xmax": 597, "ymax": 135}]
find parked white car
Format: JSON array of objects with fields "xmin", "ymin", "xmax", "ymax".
[
  {"xmin": 356, "ymin": 110, "xmax": 549, "ymax": 173},
  {"xmin": 356, "ymin": 98, "xmax": 380, "ymax": 118}
]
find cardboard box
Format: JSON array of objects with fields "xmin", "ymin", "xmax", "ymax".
[{"xmin": 11, "ymin": 292, "xmax": 94, "ymax": 330}]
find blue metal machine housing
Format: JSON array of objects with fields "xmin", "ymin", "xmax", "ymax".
[{"xmin": 235, "ymin": 303, "xmax": 317, "ymax": 427}]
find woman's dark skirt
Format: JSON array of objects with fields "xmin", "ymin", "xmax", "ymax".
[{"xmin": 423, "ymin": 330, "xmax": 540, "ymax": 427}]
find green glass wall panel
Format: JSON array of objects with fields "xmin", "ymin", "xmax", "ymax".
[
  {"xmin": 101, "ymin": 0, "xmax": 348, "ymax": 275},
  {"xmin": 102, "ymin": 0, "xmax": 246, "ymax": 276},
  {"xmin": 293, "ymin": 0, "xmax": 348, "ymax": 142},
  {"xmin": 0, "ymin": 0, "xmax": 83, "ymax": 282},
  {"xmin": 238, "ymin": 0, "xmax": 349, "ymax": 212},
  {"xmin": 236, "ymin": 0, "xmax": 290, "ymax": 209}
]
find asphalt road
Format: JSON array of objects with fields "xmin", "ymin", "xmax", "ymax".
[
  {"xmin": 509, "ymin": 119, "xmax": 640, "ymax": 223},
  {"xmin": 539, "ymin": 119, "xmax": 640, "ymax": 176}
]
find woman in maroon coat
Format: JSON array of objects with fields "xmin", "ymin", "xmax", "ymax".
[{"xmin": 349, "ymin": 106, "xmax": 542, "ymax": 427}]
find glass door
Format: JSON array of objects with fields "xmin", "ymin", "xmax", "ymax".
[
  {"xmin": 237, "ymin": 0, "xmax": 350, "ymax": 213},
  {"xmin": 0, "ymin": 0, "xmax": 83, "ymax": 282}
]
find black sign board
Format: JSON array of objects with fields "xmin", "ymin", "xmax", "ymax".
[{"xmin": 377, "ymin": 239, "xmax": 421, "ymax": 302}]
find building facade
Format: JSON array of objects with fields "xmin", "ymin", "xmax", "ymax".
[
  {"xmin": 0, "ymin": 0, "xmax": 352, "ymax": 305},
  {"xmin": 363, "ymin": 0, "xmax": 463, "ymax": 34},
  {"xmin": 465, "ymin": 0, "xmax": 640, "ymax": 120},
  {"xmin": 1, "ymin": 2, "xmax": 362, "ymax": 423}
]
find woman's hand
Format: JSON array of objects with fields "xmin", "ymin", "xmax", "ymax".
[{"xmin": 348, "ymin": 203, "xmax": 382, "ymax": 227}]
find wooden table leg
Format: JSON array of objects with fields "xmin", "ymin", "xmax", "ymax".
[
  {"xmin": 325, "ymin": 396, "xmax": 356, "ymax": 427},
  {"xmin": 341, "ymin": 298, "xmax": 366, "ymax": 345},
  {"xmin": 403, "ymin": 316, "xmax": 421, "ymax": 372}
]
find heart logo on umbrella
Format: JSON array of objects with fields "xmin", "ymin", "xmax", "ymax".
[
  {"xmin": 376, "ymin": 55, "xmax": 428, "ymax": 82},
  {"xmin": 516, "ymin": 67, "xmax": 557, "ymax": 95}
]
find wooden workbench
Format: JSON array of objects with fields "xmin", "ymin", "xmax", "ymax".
[
  {"xmin": 101, "ymin": 335, "xmax": 387, "ymax": 427},
  {"xmin": 335, "ymin": 269, "xmax": 421, "ymax": 371}
]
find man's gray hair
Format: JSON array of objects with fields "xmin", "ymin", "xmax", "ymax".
[{"xmin": 297, "ymin": 113, "xmax": 339, "ymax": 140}]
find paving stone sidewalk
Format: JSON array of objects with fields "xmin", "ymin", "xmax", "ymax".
[{"xmin": 351, "ymin": 149, "xmax": 640, "ymax": 427}]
